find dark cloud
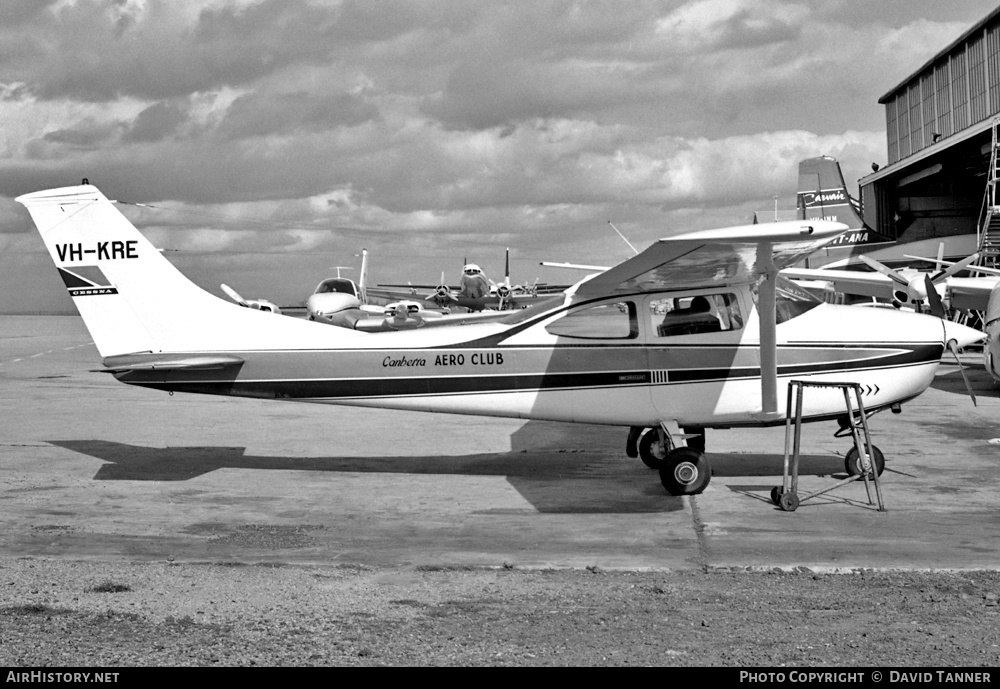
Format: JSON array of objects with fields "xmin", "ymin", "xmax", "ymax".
[
  {"xmin": 14, "ymin": 0, "xmax": 338, "ymax": 102},
  {"xmin": 217, "ymin": 90, "xmax": 380, "ymax": 140},
  {"xmin": 124, "ymin": 100, "xmax": 190, "ymax": 143},
  {"xmin": 37, "ymin": 119, "xmax": 124, "ymax": 151}
]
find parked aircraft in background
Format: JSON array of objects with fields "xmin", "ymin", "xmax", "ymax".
[
  {"xmin": 380, "ymin": 249, "xmax": 569, "ymax": 312},
  {"xmin": 303, "ymin": 249, "xmax": 509, "ymax": 331},
  {"xmin": 783, "ymin": 248, "xmax": 1000, "ymax": 399},
  {"xmin": 866, "ymin": 253, "xmax": 1000, "ymax": 386},
  {"xmin": 305, "ymin": 250, "xmax": 373, "ymax": 322},
  {"xmin": 790, "ymin": 155, "xmax": 978, "ymax": 269},
  {"xmin": 17, "ymin": 183, "xmax": 985, "ymax": 499},
  {"xmin": 220, "ymin": 284, "xmax": 282, "ymax": 314},
  {"xmin": 782, "ymin": 251, "xmax": 984, "ymax": 312}
]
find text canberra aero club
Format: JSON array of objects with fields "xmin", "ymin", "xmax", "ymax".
[
  {"xmin": 56, "ymin": 241, "xmax": 138, "ymax": 262},
  {"xmin": 740, "ymin": 670, "xmax": 992, "ymax": 683}
]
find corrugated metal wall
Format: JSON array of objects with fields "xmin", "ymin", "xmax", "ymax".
[{"xmin": 884, "ymin": 18, "xmax": 1000, "ymax": 166}]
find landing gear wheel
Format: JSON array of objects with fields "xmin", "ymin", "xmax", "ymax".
[
  {"xmin": 638, "ymin": 429, "xmax": 667, "ymax": 469},
  {"xmin": 658, "ymin": 448, "xmax": 711, "ymax": 496},
  {"xmin": 770, "ymin": 485, "xmax": 784, "ymax": 506},
  {"xmin": 844, "ymin": 445, "xmax": 885, "ymax": 479},
  {"xmin": 778, "ymin": 491, "xmax": 799, "ymax": 512}
]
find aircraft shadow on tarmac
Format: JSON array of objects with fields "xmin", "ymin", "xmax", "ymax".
[{"xmin": 46, "ymin": 439, "xmax": 852, "ymax": 514}]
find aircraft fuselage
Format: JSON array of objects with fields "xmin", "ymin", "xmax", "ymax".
[{"xmin": 104, "ymin": 291, "xmax": 951, "ymax": 429}]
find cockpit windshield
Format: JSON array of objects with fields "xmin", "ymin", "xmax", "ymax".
[
  {"xmin": 751, "ymin": 275, "xmax": 822, "ymax": 323},
  {"xmin": 315, "ymin": 279, "xmax": 358, "ymax": 296}
]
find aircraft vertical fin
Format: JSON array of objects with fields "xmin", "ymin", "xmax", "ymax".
[
  {"xmin": 17, "ymin": 184, "xmax": 363, "ymax": 358},
  {"xmin": 359, "ymin": 248, "xmax": 369, "ymax": 304}
]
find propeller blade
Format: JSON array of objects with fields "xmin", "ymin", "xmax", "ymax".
[
  {"xmin": 930, "ymin": 252, "xmax": 980, "ymax": 283},
  {"xmin": 924, "ymin": 273, "xmax": 946, "ymax": 318},
  {"xmin": 948, "ymin": 339, "xmax": 977, "ymax": 406},
  {"xmin": 903, "ymin": 254, "xmax": 1000, "ymax": 276},
  {"xmin": 220, "ymin": 284, "xmax": 247, "ymax": 306},
  {"xmin": 859, "ymin": 255, "xmax": 910, "ymax": 287}
]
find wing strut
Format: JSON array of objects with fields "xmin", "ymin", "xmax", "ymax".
[{"xmin": 756, "ymin": 241, "xmax": 778, "ymax": 415}]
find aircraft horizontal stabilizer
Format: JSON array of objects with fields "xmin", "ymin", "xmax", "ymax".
[{"xmin": 96, "ymin": 355, "xmax": 245, "ymax": 374}]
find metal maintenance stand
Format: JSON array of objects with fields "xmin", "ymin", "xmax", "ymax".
[{"xmin": 772, "ymin": 380, "xmax": 886, "ymax": 512}]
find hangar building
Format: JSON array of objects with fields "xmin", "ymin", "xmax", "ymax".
[{"xmin": 859, "ymin": 5, "xmax": 1000, "ymax": 263}]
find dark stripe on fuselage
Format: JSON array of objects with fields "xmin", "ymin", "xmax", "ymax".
[
  {"xmin": 124, "ymin": 342, "xmax": 943, "ymax": 400},
  {"xmin": 665, "ymin": 343, "xmax": 942, "ymax": 383}
]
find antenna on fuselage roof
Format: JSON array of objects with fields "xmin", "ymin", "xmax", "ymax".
[
  {"xmin": 330, "ymin": 266, "xmax": 352, "ymax": 279},
  {"xmin": 608, "ymin": 221, "xmax": 640, "ymax": 256}
]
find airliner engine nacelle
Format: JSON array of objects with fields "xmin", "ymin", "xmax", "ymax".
[{"xmin": 429, "ymin": 284, "xmax": 452, "ymax": 308}]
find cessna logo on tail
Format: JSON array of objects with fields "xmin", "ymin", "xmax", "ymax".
[
  {"xmin": 57, "ymin": 266, "xmax": 118, "ymax": 297},
  {"xmin": 55, "ymin": 240, "xmax": 138, "ymax": 262}
]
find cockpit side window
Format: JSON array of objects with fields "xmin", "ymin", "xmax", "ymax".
[
  {"xmin": 651, "ymin": 292, "xmax": 743, "ymax": 338},
  {"xmin": 545, "ymin": 301, "xmax": 638, "ymax": 339}
]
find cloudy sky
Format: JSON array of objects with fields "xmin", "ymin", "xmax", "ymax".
[{"xmin": 1, "ymin": 0, "xmax": 997, "ymax": 312}]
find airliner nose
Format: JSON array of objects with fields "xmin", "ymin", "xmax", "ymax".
[
  {"xmin": 306, "ymin": 292, "xmax": 357, "ymax": 318},
  {"xmin": 942, "ymin": 320, "xmax": 986, "ymax": 350}
]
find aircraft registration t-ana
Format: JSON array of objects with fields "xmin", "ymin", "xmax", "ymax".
[{"xmin": 16, "ymin": 184, "xmax": 984, "ymax": 496}]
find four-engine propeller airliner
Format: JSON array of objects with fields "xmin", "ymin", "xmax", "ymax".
[{"xmin": 17, "ymin": 184, "xmax": 985, "ymax": 496}]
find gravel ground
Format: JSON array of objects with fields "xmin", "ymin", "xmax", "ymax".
[{"xmin": 1, "ymin": 558, "xmax": 999, "ymax": 667}]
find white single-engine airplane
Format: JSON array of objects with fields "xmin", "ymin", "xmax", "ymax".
[
  {"xmin": 220, "ymin": 283, "xmax": 282, "ymax": 314},
  {"xmin": 17, "ymin": 184, "xmax": 985, "ymax": 496}
]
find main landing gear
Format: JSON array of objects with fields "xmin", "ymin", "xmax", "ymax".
[{"xmin": 628, "ymin": 425, "xmax": 711, "ymax": 496}]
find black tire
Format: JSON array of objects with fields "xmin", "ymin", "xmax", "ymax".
[
  {"xmin": 770, "ymin": 485, "xmax": 784, "ymax": 506},
  {"xmin": 658, "ymin": 447, "xmax": 711, "ymax": 496},
  {"xmin": 778, "ymin": 491, "xmax": 800, "ymax": 512},
  {"xmin": 638, "ymin": 429, "xmax": 667, "ymax": 469},
  {"xmin": 844, "ymin": 445, "xmax": 885, "ymax": 478}
]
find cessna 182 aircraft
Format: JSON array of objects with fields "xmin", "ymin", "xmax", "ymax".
[{"xmin": 17, "ymin": 184, "xmax": 984, "ymax": 496}]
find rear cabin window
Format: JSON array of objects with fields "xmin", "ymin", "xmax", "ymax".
[
  {"xmin": 545, "ymin": 302, "xmax": 638, "ymax": 339},
  {"xmin": 651, "ymin": 293, "xmax": 743, "ymax": 337}
]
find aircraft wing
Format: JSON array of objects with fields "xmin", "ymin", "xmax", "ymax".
[
  {"xmin": 366, "ymin": 285, "xmax": 429, "ymax": 302},
  {"xmin": 352, "ymin": 307, "xmax": 518, "ymax": 332},
  {"xmin": 946, "ymin": 276, "xmax": 1000, "ymax": 310},
  {"xmin": 780, "ymin": 266, "xmax": 894, "ymax": 300},
  {"xmin": 575, "ymin": 220, "xmax": 849, "ymax": 297}
]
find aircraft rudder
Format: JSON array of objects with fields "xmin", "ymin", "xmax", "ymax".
[
  {"xmin": 17, "ymin": 184, "xmax": 230, "ymax": 357},
  {"xmin": 796, "ymin": 156, "xmax": 892, "ymax": 248}
]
